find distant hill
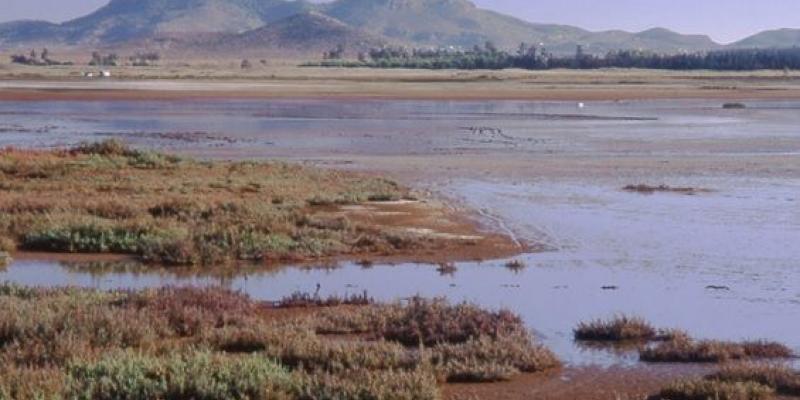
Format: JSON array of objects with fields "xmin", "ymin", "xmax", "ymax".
[
  {"xmin": 0, "ymin": 0, "xmax": 312, "ymax": 46},
  {"xmin": 172, "ymin": 11, "xmax": 385, "ymax": 56},
  {"xmin": 732, "ymin": 29, "xmax": 800, "ymax": 48},
  {"xmin": 0, "ymin": 0, "xmax": 796, "ymax": 56},
  {"xmin": 321, "ymin": 0, "xmax": 718, "ymax": 54}
]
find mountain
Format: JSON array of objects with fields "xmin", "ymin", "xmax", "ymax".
[
  {"xmin": 732, "ymin": 29, "xmax": 800, "ymax": 48},
  {"xmin": 0, "ymin": 0, "xmax": 795, "ymax": 55},
  {"xmin": 172, "ymin": 11, "xmax": 385, "ymax": 56},
  {"xmin": 321, "ymin": 0, "xmax": 717, "ymax": 54},
  {"xmin": 0, "ymin": 0, "xmax": 313, "ymax": 46}
]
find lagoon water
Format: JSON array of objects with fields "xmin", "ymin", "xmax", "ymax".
[{"xmin": 2, "ymin": 97, "xmax": 799, "ymax": 366}]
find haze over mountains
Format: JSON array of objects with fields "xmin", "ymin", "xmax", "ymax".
[{"xmin": 1, "ymin": 0, "xmax": 799, "ymax": 56}]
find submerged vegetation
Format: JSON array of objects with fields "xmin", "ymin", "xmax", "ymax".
[
  {"xmin": 0, "ymin": 283, "xmax": 559, "ymax": 399},
  {"xmin": 0, "ymin": 140, "xmax": 466, "ymax": 267}
]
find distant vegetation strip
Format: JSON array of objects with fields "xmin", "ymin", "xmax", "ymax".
[{"xmin": 308, "ymin": 44, "xmax": 800, "ymax": 71}]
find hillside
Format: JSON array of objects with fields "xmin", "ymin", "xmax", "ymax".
[
  {"xmin": 321, "ymin": 0, "xmax": 717, "ymax": 54},
  {"xmin": 173, "ymin": 11, "xmax": 385, "ymax": 56},
  {"xmin": 0, "ymin": 0, "xmax": 796, "ymax": 56},
  {"xmin": 732, "ymin": 29, "xmax": 800, "ymax": 48},
  {"xmin": 0, "ymin": 0, "xmax": 313, "ymax": 46}
]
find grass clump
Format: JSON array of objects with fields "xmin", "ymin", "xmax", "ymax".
[
  {"xmin": 378, "ymin": 297, "xmax": 525, "ymax": 346},
  {"xmin": 431, "ymin": 332, "xmax": 560, "ymax": 382},
  {"xmin": 640, "ymin": 338, "xmax": 793, "ymax": 363},
  {"xmin": 308, "ymin": 297, "xmax": 560, "ymax": 383},
  {"xmin": 276, "ymin": 291, "xmax": 373, "ymax": 308},
  {"xmin": 0, "ymin": 236, "xmax": 15, "ymax": 252},
  {"xmin": 67, "ymin": 351, "xmax": 295, "ymax": 400},
  {"xmin": 709, "ymin": 363, "xmax": 800, "ymax": 396},
  {"xmin": 574, "ymin": 315, "xmax": 660, "ymax": 342},
  {"xmin": 654, "ymin": 362, "xmax": 800, "ymax": 400},
  {"xmin": 0, "ymin": 141, "xmax": 425, "ymax": 267},
  {"xmin": 0, "ymin": 253, "xmax": 11, "ymax": 268},
  {"xmin": 656, "ymin": 379, "xmax": 774, "ymax": 400}
]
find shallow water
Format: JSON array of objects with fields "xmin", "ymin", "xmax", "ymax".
[
  {"xmin": 1, "ymin": 97, "xmax": 799, "ymax": 367},
  {"xmin": 2, "ymin": 98, "xmax": 800, "ymax": 159}
]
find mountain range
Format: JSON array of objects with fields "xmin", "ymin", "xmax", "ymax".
[{"xmin": 1, "ymin": 0, "xmax": 799, "ymax": 56}]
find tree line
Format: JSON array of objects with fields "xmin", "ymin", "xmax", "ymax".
[{"xmin": 312, "ymin": 42, "xmax": 800, "ymax": 71}]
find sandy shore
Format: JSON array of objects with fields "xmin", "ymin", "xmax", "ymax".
[{"xmin": 2, "ymin": 67, "xmax": 800, "ymax": 101}]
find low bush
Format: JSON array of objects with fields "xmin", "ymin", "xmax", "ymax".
[
  {"xmin": 0, "ymin": 236, "xmax": 16, "ymax": 252},
  {"xmin": 276, "ymin": 291, "xmax": 373, "ymax": 308},
  {"xmin": 66, "ymin": 351, "xmax": 295, "ymax": 400},
  {"xmin": 709, "ymin": 363, "xmax": 800, "ymax": 396},
  {"xmin": 574, "ymin": 315, "xmax": 658, "ymax": 342},
  {"xmin": 656, "ymin": 379, "xmax": 774, "ymax": 400},
  {"xmin": 23, "ymin": 223, "xmax": 147, "ymax": 253},
  {"xmin": 431, "ymin": 332, "xmax": 560, "ymax": 382},
  {"xmin": 379, "ymin": 297, "xmax": 525, "ymax": 346},
  {"xmin": 641, "ymin": 338, "xmax": 792, "ymax": 363}
]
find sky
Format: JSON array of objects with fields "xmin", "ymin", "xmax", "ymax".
[{"xmin": 2, "ymin": 0, "xmax": 800, "ymax": 44}]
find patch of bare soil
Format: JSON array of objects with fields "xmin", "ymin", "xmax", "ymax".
[{"xmin": 325, "ymin": 199, "xmax": 524, "ymax": 265}]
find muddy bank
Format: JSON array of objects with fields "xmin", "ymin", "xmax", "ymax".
[
  {"xmin": 4, "ymin": 66, "xmax": 800, "ymax": 102},
  {"xmin": 444, "ymin": 364, "xmax": 713, "ymax": 400}
]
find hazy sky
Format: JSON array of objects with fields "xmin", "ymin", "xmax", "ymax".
[{"xmin": 2, "ymin": 0, "xmax": 799, "ymax": 43}]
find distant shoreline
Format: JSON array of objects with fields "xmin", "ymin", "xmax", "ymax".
[{"xmin": 2, "ymin": 71, "xmax": 800, "ymax": 102}]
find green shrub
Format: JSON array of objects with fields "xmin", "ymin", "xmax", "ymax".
[
  {"xmin": 709, "ymin": 363, "xmax": 800, "ymax": 396},
  {"xmin": 431, "ymin": 332, "xmax": 560, "ymax": 382},
  {"xmin": 66, "ymin": 351, "xmax": 295, "ymax": 400},
  {"xmin": 22, "ymin": 223, "xmax": 146, "ymax": 253},
  {"xmin": 0, "ymin": 236, "xmax": 16, "ymax": 252},
  {"xmin": 641, "ymin": 338, "xmax": 793, "ymax": 363},
  {"xmin": 656, "ymin": 379, "xmax": 774, "ymax": 400},
  {"xmin": 574, "ymin": 315, "xmax": 658, "ymax": 342},
  {"xmin": 379, "ymin": 297, "xmax": 525, "ymax": 346}
]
